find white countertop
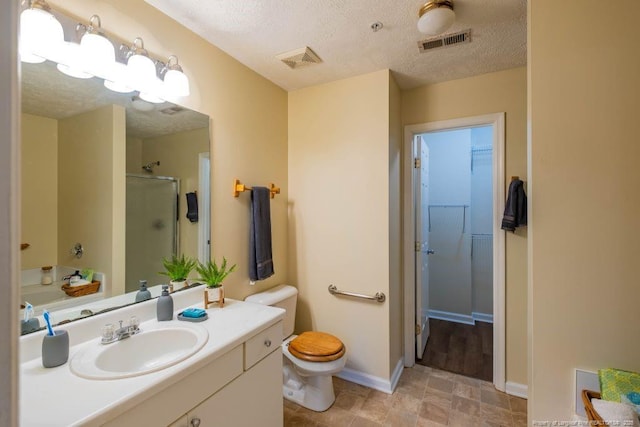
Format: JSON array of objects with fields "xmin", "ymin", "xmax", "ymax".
[{"xmin": 20, "ymin": 288, "xmax": 284, "ymax": 426}]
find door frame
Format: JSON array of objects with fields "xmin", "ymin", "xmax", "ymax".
[{"xmin": 402, "ymin": 112, "xmax": 506, "ymax": 391}]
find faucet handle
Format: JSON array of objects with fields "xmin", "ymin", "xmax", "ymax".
[
  {"xmin": 101, "ymin": 323, "xmax": 115, "ymax": 343},
  {"xmin": 128, "ymin": 316, "xmax": 140, "ymax": 332}
]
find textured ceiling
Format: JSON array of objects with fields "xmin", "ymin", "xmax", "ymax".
[
  {"xmin": 144, "ymin": 0, "xmax": 526, "ymax": 91},
  {"xmin": 22, "ymin": 61, "xmax": 209, "ymax": 139}
]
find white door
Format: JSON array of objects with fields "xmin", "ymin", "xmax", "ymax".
[{"xmin": 415, "ymin": 136, "xmax": 431, "ymax": 359}]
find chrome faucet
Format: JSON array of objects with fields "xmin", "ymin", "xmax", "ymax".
[{"xmin": 101, "ymin": 316, "xmax": 141, "ymax": 344}]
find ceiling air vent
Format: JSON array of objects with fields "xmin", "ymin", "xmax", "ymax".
[
  {"xmin": 418, "ymin": 29, "xmax": 471, "ymax": 53},
  {"xmin": 276, "ymin": 46, "xmax": 322, "ymax": 70}
]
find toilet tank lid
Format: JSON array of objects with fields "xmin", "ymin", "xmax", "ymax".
[{"xmin": 244, "ymin": 284, "xmax": 298, "ymax": 306}]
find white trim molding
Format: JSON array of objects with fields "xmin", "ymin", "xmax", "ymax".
[
  {"xmin": 337, "ymin": 359, "xmax": 405, "ymax": 395},
  {"xmin": 402, "ymin": 113, "xmax": 506, "ymax": 393},
  {"xmin": 428, "ymin": 310, "xmax": 474, "ymax": 325},
  {"xmin": 472, "ymin": 312, "xmax": 494, "ymax": 324},
  {"xmin": 0, "ymin": 0, "xmax": 20, "ymax": 424},
  {"xmin": 426, "ymin": 310, "xmax": 494, "ymax": 325},
  {"xmin": 198, "ymin": 151, "xmax": 211, "ymax": 263},
  {"xmin": 505, "ymin": 382, "xmax": 528, "ymax": 399}
]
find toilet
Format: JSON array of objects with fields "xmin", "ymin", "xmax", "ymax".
[{"xmin": 245, "ymin": 284, "xmax": 346, "ymax": 412}]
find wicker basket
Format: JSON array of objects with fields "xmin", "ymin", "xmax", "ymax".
[
  {"xmin": 582, "ymin": 390, "xmax": 608, "ymax": 426},
  {"xmin": 61, "ymin": 281, "xmax": 100, "ymax": 297}
]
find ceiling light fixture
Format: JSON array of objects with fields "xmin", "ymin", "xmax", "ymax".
[
  {"xmin": 417, "ymin": 0, "xmax": 455, "ymax": 36},
  {"xmin": 19, "ymin": 0, "xmax": 64, "ymax": 63}
]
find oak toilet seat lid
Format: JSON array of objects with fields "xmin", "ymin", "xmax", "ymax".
[{"xmin": 288, "ymin": 331, "xmax": 345, "ymax": 362}]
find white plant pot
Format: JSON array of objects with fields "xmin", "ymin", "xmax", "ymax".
[
  {"xmin": 204, "ymin": 286, "xmax": 224, "ymax": 308},
  {"xmin": 170, "ymin": 279, "xmax": 187, "ymax": 291}
]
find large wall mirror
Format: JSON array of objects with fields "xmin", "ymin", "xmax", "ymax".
[{"xmin": 20, "ymin": 59, "xmax": 210, "ymax": 334}]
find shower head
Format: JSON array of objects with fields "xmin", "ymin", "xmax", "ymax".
[{"xmin": 142, "ymin": 161, "xmax": 160, "ymax": 173}]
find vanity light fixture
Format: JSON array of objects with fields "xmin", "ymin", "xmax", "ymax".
[
  {"xmin": 124, "ymin": 38, "xmax": 161, "ymax": 96},
  {"xmin": 79, "ymin": 15, "xmax": 116, "ymax": 81},
  {"xmin": 417, "ymin": 0, "xmax": 455, "ymax": 36},
  {"xmin": 161, "ymin": 55, "xmax": 190, "ymax": 98},
  {"xmin": 19, "ymin": 2, "xmax": 192, "ymax": 100},
  {"xmin": 139, "ymin": 91, "xmax": 165, "ymax": 104},
  {"xmin": 104, "ymin": 62, "xmax": 135, "ymax": 93},
  {"xmin": 19, "ymin": 0, "xmax": 64, "ymax": 63},
  {"xmin": 56, "ymin": 41, "xmax": 93, "ymax": 79}
]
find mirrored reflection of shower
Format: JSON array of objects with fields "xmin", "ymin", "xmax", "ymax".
[
  {"xmin": 142, "ymin": 161, "xmax": 160, "ymax": 173},
  {"xmin": 125, "ymin": 174, "xmax": 179, "ymax": 293}
]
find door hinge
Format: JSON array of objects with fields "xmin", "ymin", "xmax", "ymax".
[
  {"xmin": 415, "ymin": 323, "xmax": 421, "ymax": 336},
  {"xmin": 415, "ymin": 241, "xmax": 421, "ymax": 252},
  {"xmin": 414, "ymin": 157, "xmax": 421, "ymax": 168}
]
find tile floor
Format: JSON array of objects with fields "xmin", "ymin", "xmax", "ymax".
[{"xmin": 283, "ymin": 364, "xmax": 527, "ymax": 426}]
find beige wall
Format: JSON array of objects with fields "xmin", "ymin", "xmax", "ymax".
[
  {"xmin": 57, "ymin": 105, "xmax": 126, "ymax": 296},
  {"xmin": 529, "ymin": 0, "xmax": 640, "ymax": 420},
  {"xmin": 20, "ymin": 113, "xmax": 58, "ymax": 270},
  {"xmin": 141, "ymin": 127, "xmax": 209, "ymax": 260},
  {"xmin": 289, "ymin": 70, "xmax": 394, "ymax": 379},
  {"xmin": 388, "ymin": 74, "xmax": 403, "ymax": 374},
  {"xmin": 402, "ymin": 67, "xmax": 528, "ymax": 385},
  {"xmin": 126, "ymin": 137, "xmax": 142, "ymax": 174},
  {"xmin": 49, "ymin": 0, "xmax": 289, "ymax": 300}
]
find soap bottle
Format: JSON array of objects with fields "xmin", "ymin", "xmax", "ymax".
[
  {"xmin": 156, "ymin": 284, "xmax": 173, "ymax": 321},
  {"xmin": 135, "ymin": 280, "xmax": 151, "ymax": 302}
]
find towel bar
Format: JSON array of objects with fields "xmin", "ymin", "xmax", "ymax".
[
  {"xmin": 328, "ymin": 285, "xmax": 386, "ymax": 303},
  {"xmin": 233, "ymin": 179, "xmax": 280, "ymax": 199}
]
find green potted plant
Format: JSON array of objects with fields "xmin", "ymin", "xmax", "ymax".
[
  {"xmin": 159, "ymin": 254, "xmax": 197, "ymax": 290},
  {"xmin": 196, "ymin": 257, "xmax": 236, "ymax": 308}
]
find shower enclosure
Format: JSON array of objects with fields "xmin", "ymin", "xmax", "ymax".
[{"xmin": 125, "ymin": 174, "xmax": 179, "ymax": 293}]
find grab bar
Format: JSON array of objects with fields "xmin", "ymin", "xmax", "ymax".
[{"xmin": 328, "ymin": 285, "xmax": 386, "ymax": 303}]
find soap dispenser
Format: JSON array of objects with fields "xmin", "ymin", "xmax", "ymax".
[
  {"xmin": 156, "ymin": 284, "xmax": 173, "ymax": 321},
  {"xmin": 135, "ymin": 280, "xmax": 151, "ymax": 302}
]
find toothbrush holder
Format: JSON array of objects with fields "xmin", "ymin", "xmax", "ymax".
[
  {"xmin": 42, "ymin": 329, "xmax": 69, "ymax": 368},
  {"xmin": 20, "ymin": 318, "xmax": 40, "ymax": 335}
]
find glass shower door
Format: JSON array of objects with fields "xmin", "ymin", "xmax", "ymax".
[{"xmin": 126, "ymin": 175, "xmax": 179, "ymax": 293}]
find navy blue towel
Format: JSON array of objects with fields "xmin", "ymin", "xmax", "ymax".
[
  {"xmin": 249, "ymin": 187, "xmax": 274, "ymax": 281},
  {"xmin": 501, "ymin": 179, "xmax": 527, "ymax": 232},
  {"xmin": 186, "ymin": 192, "xmax": 198, "ymax": 223}
]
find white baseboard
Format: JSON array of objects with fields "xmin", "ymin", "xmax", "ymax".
[
  {"xmin": 472, "ymin": 312, "xmax": 494, "ymax": 324},
  {"xmin": 336, "ymin": 358, "xmax": 404, "ymax": 395},
  {"xmin": 505, "ymin": 381, "xmax": 528, "ymax": 399},
  {"xmin": 428, "ymin": 309, "xmax": 474, "ymax": 325}
]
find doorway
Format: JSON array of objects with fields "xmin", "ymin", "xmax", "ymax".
[
  {"xmin": 414, "ymin": 126, "xmax": 494, "ymax": 381},
  {"xmin": 403, "ymin": 113, "xmax": 506, "ymax": 391}
]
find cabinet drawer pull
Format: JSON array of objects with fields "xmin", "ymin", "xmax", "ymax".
[{"xmin": 264, "ymin": 339, "xmax": 272, "ymax": 348}]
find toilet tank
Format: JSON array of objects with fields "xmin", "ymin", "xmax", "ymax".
[{"xmin": 244, "ymin": 285, "xmax": 298, "ymax": 338}]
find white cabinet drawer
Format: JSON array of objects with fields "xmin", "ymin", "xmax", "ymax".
[{"xmin": 244, "ymin": 320, "xmax": 282, "ymax": 370}]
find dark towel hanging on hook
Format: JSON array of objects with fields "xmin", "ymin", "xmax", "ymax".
[
  {"xmin": 186, "ymin": 192, "xmax": 198, "ymax": 223},
  {"xmin": 501, "ymin": 178, "xmax": 527, "ymax": 232}
]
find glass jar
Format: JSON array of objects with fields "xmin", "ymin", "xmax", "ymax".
[{"xmin": 41, "ymin": 266, "xmax": 53, "ymax": 285}]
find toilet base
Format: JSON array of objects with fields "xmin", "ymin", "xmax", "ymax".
[{"xmin": 282, "ymin": 364, "xmax": 336, "ymax": 412}]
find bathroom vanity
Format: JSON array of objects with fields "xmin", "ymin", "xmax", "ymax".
[{"xmin": 19, "ymin": 287, "xmax": 284, "ymax": 426}]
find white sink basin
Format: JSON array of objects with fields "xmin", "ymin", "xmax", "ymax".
[{"xmin": 70, "ymin": 321, "xmax": 209, "ymax": 380}]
